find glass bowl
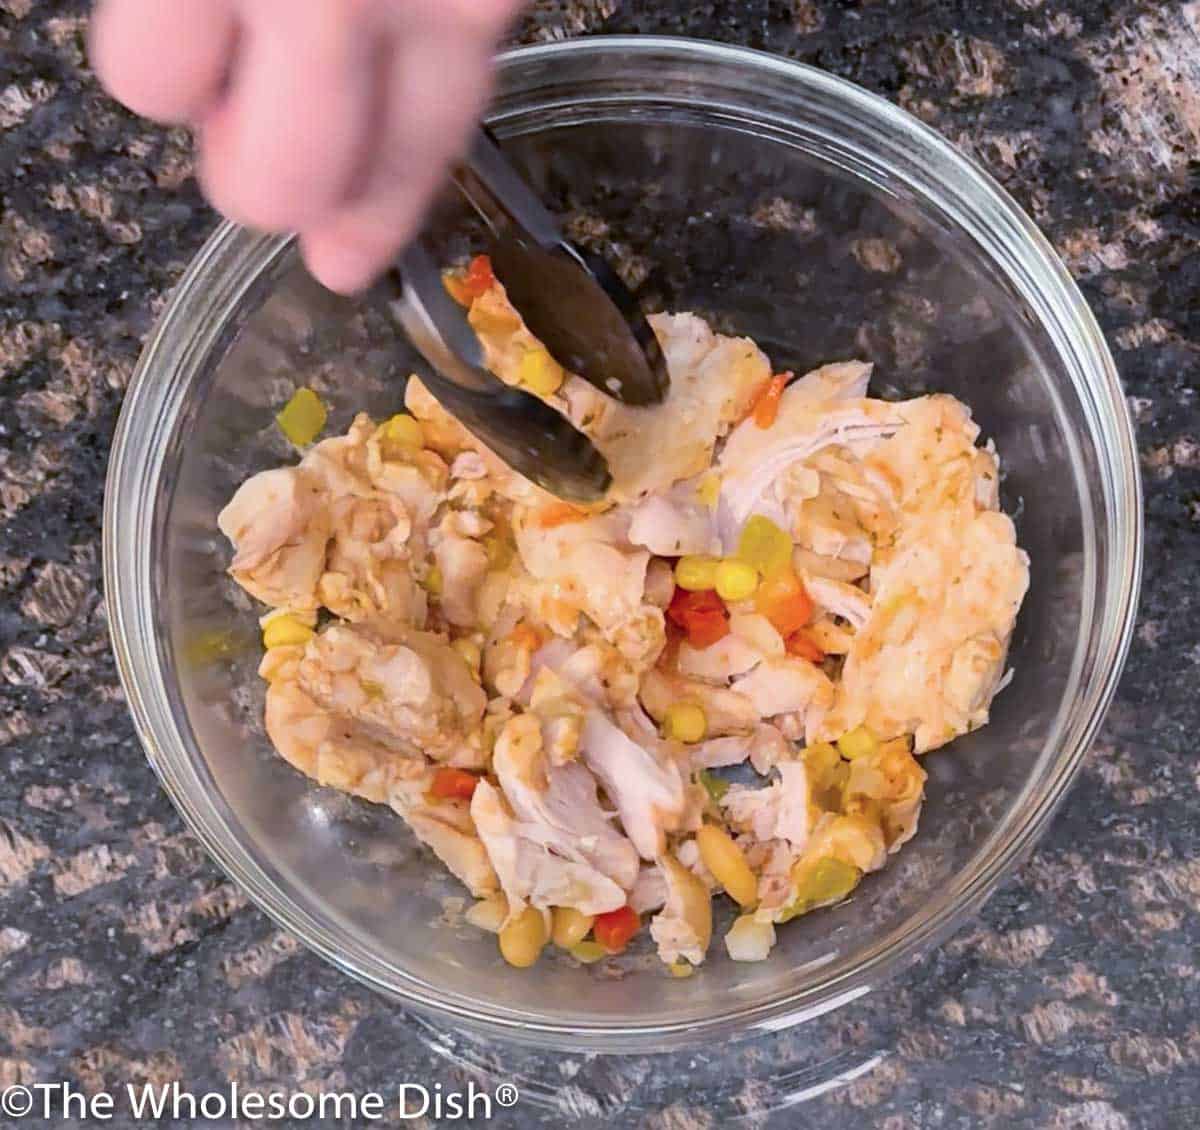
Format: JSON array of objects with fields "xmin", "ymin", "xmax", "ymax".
[{"xmin": 104, "ymin": 37, "xmax": 1140, "ymax": 1053}]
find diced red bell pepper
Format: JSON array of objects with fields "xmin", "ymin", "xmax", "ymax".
[
  {"xmin": 667, "ymin": 587, "xmax": 730, "ymax": 648},
  {"xmin": 444, "ymin": 254, "xmax": 495, "ymax": 306},
  {"xmin": 593, "ymin": 905, "xmax": 640, "ymax": 953},
  {"xmin": 430, "ymin": 767, "xmax": 479, "ymax": 802}
]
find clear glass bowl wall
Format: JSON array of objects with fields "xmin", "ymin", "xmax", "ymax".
[{"xmin": 105, "ymin": 38, "xmax": 1140, "ymax": 1051}]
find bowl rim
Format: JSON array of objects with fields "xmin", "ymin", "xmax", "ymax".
[{"xmin": 104, "ymin": 34, "xmax": 1142, "ymax": 1051}]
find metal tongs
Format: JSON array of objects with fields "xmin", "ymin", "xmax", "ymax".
[{"xmin": 376, "ymin": 128, "xmax": 668, "ymax": 501}]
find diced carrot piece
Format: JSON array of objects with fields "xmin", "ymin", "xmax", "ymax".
[
  {"xmin": 749, "ymin": 372, "xmax": 790, "ymax": 428},
  {"xmin": 533, "ymin": 500, "xmax": 589, "ymax": 529},
  {"xmin": 430, "ymin": 767, "xmax": 479, "ymax": 801},
  {"xmin": 755, "ymin": 568, "xmax": 814, "ymax": 637},
  {"xmin": 786, "ymin": 629, "xmax": 826, "ymax": 664}
]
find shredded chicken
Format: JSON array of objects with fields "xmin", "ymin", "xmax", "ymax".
[{"xmin": 222, "ymin": 287, "xmax": 1027, "ymax": 970}]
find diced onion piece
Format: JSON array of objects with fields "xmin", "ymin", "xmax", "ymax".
[
  {"xmin": 729, "ymin": 612, "xmax": 785, "ymax": 657},
  {"xmin": 498, "ymin": 907, "xmax": 547, "ymax": 968},
  {"xmin": 465, "ymin": 894, "xmax": 509, "ymax": 933},
  {"xmin": 675, "ymin": 555, "xmax": 721, "ymax": 591},
  {"xmin": 737, "ymin": 515, "xmax": 793, "ymax": 577},
  {"xmin": 551, "ymin": 907, "xmax": 595, "ymax": 949},
  {"xmin": 837, "ymin": 725, "xmax": 878, "ymax": 761},
  {"xmin": 696, "ymin": 824, "xmax": 758, "ymax": 907},
  {"xmin": 664, "ymin": 702, "xmax": 707, "ymax": 744},
  {"xmin": 262, "ymin": 614, "xmax": 314, "ymax": 650},
  {"xmin": 714, "ymin": 559, "xmax": 758, "ymax": 602},
  {"xmin": 724, "ymin": 914, "xmax": 776, "ymax": 961},
  {"xmin": 275, "ymin": 388, "xmax": 327, "ymax": 447}
]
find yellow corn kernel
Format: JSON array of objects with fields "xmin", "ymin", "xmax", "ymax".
[
  {"xmin": 696, "ymin": 473, "xmax": 721, "ymax": 509},
  {"xmin": 262, "ymin": 615, "xmax": 315, "ymax": 650},
  {"xmin": 664, "ymin": 702, "xmax": 707, "ymax": 744},
  {"xmin": 715, "ymin": 559, "xmax": 759, "ymax": 602},
  {"xmin": 380, "ymin": 413, "xmax": 424, "ymax": 454},
  {"xmin": 736, "ymin": 515, "xmax": 793, "ymax": 577},
  {"xmin": 674, "ymin": 555, "xmax": 721, "ymax": 591},
  {"xmin": 519, "ymin": 348, "xmax": 565, "ymax": 397},
  {"xmin": 696, "ymin": 824, "xmax": 758, "ymax": 908},
  {"xmin": 498, "ymin": 907, "xmax": 547, "ymax": 968},
  {"xmin": 569, "ymin": 940, "xmax": 607, "ymax": 964},
  {"xmin": 422, "ymin": 565, "xmax": 443, "ymax": 596},
  {"xmin": 803, "ymin": 741, "xmax": 841, "ymax": 781},
  {"xmin": 551, "ymin": 907, "xmax": 595, "ymax": 949},
  {"xmin": 275, "ymin": 388, "xmax": 327, "ymax": 446},
  {"xmin": 668, "ymin": 961, "xmax": 694, "ymax": 978},
  {"xmin": 451, "ymin": 638, "xmax": 482, "ymax": 680},
  {"xmin": 837, "ymin": 725, "xmax": 878, "ymax": 761}
]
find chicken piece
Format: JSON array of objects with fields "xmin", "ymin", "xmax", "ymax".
[
  {"xmin": 803, "ymin": 574, "xmax": 873, "ymax": 631},
  {"xmin": 815, "ymin": 398, "xmax": 1029, "ymax": 750},
  {"xmin": 629, "ymin": 864, "xmax": 669, "ymax": 914},
  {"xmin": 730, "ymin": 657, "xmax": 834, "ymax": 721},
  {"xmin": 640, "ymin": 668, "xmax": 760, "ymax": 737},
  {"xmin": 563, "ymin": 313, "xmax": 768, "ymax": 501},
  {"xmin": 470, "ymin": 779, "xmax": 627, "ymax": 918},
  {"xmin": 297, "ymin": 623, "xmax": 487, "ymax": 765},
  {"xmin": 513, "ymin": 505, "xmax": 650, "ymax": 640},
  {"xmin": 404, "ymin": 376, "xmax": 554, "ymax": 508},
  {"xmin": 748, "ymin": 724, "xmax": 792, "ymax": 775},
  {"xmin": 789, "ymin": 486, "xmax": 875, "ymax": 567},
  {"xmin": 492, "ymin": 714, "xmax": 640, "ymax": 889},
  {"xmin": 318, "ymin": 494, "xmax": 424, "ymax": 623},
  {"xmin": 806, "ymin": 617, "xmax": 855, "ymax": 655},
  {"xmin": 625, "ymin": 478, "xmax": 721, "ymax": 557},
  {"xmin": 264, "ymin": 673, "xmax": 496, "ymax": 895},
  {"xmin": 792, "ymin": 546, "xmax": 869, "ymax": 584},
  {"xmin": 676, "ymin": 633, "xmax": 764, "ymax": 684},
  {"xmin": 716, "ymin": 394, "xmax": 904, "ymax": 553},
  {"xmin": 690, "ymin": 735, "xmax": 753, "ymax": 770},
  {"xmin": 675, "ymin": 836, "xmax": 717, "ymax": 890},
  {"xmin": 431, "ymin": 514, "xmax": 490, "ymax": 628},
  {"xmin": 578, "ymin": 711, "xmax": 688, "ymax": 860},
  {"xmin": 843, "ymin": 740, "xmax": 927, "ymax": 852},
  {"xmin": 387, "ymin": 762, "xmax": 499, "ymax": 897},
  {"xmin": 218, "ymin": 466, "xmax": 330, "ymax": 610},
  {"xmin": 721, "ymin": 760, "xmax": 811, "ymax": 851},
  {"xmin": 649, "ymin": 854, "xmax": 713, "ymax": 966}
]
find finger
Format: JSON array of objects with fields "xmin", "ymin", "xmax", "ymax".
[
  {"xmin": 299, "ymin": 34, "xmax": 495, "ymax": 294},
  {"xmin": 197, "ymin": 0, "xmax": 375, "ymax": 232},
  {"xmin": 89, "ymin": 0, "xmax": 237, "ymax": 122}
]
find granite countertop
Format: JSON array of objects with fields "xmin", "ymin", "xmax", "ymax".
[{"xmin": 2, "ymin": 0, "xmax": 1198, "ymax": 1126}]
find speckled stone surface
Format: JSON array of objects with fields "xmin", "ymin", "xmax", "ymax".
[{"xmin": 2, "ymin": 1, "xmax": 1198, "ymax": 1126}]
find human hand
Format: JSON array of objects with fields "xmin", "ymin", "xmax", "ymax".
[{"xmin": 90, "ymin": 0, "xmax": 521, "ymax": 293}]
